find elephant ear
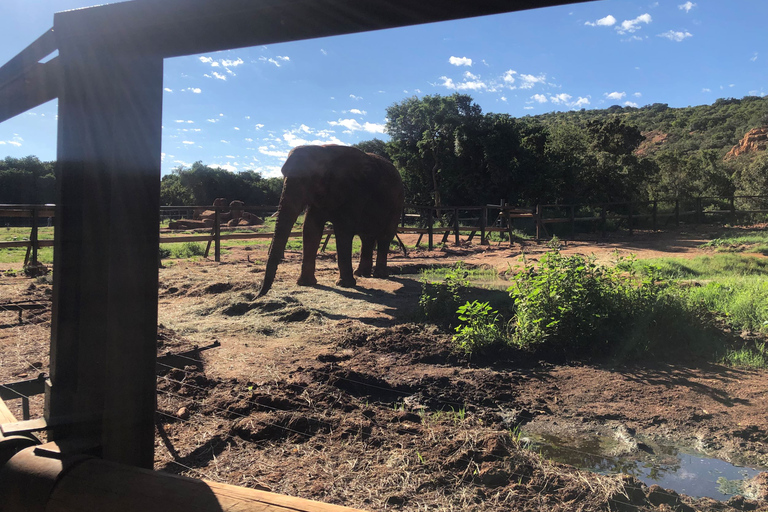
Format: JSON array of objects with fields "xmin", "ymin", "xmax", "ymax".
[{"xmin": 281, "ymin": 145, "xmax": 337, "ymax": 178}]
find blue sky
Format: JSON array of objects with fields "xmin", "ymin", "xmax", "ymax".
[{"xmin": 0, "ymin": 0, "xmax": 765, "ymax": 177}]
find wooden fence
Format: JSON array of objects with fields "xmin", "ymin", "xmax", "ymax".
[{"xmin": 3, "ymin": 196, "xmax": 768, "ymax": 267}]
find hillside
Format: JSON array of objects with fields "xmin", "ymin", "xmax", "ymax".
[{"xmin": 529, "ymin": 95, "xmax": 768, "ymax": 160}]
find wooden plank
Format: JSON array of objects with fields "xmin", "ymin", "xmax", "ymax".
[
  {"xmin": 52, "ymin": 0, "xmax": 596, "ymax": 59},
  {"xmin": 0, "ymin": 417, "xmax": 48, "ymax": 437},
  {"xmin": 0, "ymin": 240, "xmax": 54, "ymax": 249},
  {"xmin": 0, "ymin": 397, "xmax": 17, "ymax": 425},
  {"xmin": 47, "ymin": 458, "xmax": 364, "ymax": 512},
  {"xmin": 0, "ymin": 208, "xmax": 55, "ymax": 217}
]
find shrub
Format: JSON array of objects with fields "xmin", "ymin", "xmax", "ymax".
[
  {"xmin": 452, "ymin": 301, "xmax": 504, "ymax": 355},
  {"xmin": 507, "ymin": 251, "xmax": 678, "ymax": 358},
  {"xmin": 419, "ymin": 263, "xmax": 469, "ymax": 326}
]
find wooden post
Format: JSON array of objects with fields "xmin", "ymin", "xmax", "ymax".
[
  {"xmin": 652, "ymin": 201, "xmax": 657, "ymax": 231},
  {"xmin": 628, "ymin": 202, "xmax": 633, "ymax": 236},
  {"xmin": 730, "ymin": 196, "xmax": 736, "ymax": 224},
  {"xmin": 214, "ymin": 208, "xmax": 221, "ymax": 262},
  {"xmin": 453, "ymin": 207, "xmax": 460, "ymax": 246},
  {"xmin": 480, "ymin": 206, "xmax": 487, "ymax": 245},
  {"xmin": 47, "ymin": 18, "xmax": 163, "ymax": 469},
  {"xmin": 696, "ymin": 197, "xmax": 702, "ymax": 225},
  {"xmin": 600, "ymin": 205, "xmax": 607, "ymax": 238},
  {"xmin": 675, "ymin": 198, "xmax": 680, "ymax": 227},
  {"xmin": 535, "ymin": 204, "xmax": 541, "ymax": 241},
  {"xmin": 427, "ymin": 207, "xmax": 433, "ymax": 251},
  {"xmin": 30, "ymin": 207, "xmax": 39, "ymax": 267}
]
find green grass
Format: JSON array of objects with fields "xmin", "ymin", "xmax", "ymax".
[
  {"xmin": 701, "ymin": 230, "xmax": 768, "ymax": 254},
  {"xmin": 636, "ymin": 254, "xmax": 768, "ymax": 280},
  {"xmin": 724, "ymin": 341, "xmax": 768, "ymax": 369}
]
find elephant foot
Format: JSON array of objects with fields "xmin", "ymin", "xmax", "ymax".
[
  {"xmin": 296, "ymin": 275, "xmax": 317, "ymax": 286},
  {"xmin": 372, "ymin": 268, "xmax": 389, "ymax": 278},
  {"xmin": 354, "ymin": 268, "xmax": 372, "ymax": 278},
  {"xmin": 336, "ymin": 276, "xmax": 357, "ymax": 288}
]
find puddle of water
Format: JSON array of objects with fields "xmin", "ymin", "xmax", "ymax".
[{"xmin": 525, "ymin": 432, "xmax": 763, "ymax": 501}]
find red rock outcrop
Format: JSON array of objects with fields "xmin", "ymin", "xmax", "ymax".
[{"xmin": 726, "ymin": 126, "xmax": 768, "ymax": 159}]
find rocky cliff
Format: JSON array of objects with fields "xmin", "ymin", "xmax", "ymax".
[{"xmin": 726, "ymin": 126, "xmax": 768, "ymax": 159}]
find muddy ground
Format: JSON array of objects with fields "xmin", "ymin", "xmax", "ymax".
[{"xmin": 2, "ymin": 227, "xmax": 768, "ymax": 511}]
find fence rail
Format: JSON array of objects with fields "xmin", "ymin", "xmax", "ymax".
[{"xmin": 3, "ymin": 196, "xmax": 768, "ymax": 266}]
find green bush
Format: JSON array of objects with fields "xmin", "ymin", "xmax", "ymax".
[
  {"xmin": 507, "ymin": 251, "xmax": 680, "ymax": 358},
  {"xmin": 419, "ymin": 263, "xmax": 469, "ymax": 326},
  {"xmin": 452, "ymin": 301, "xmax": 504, "ymax": 355}
]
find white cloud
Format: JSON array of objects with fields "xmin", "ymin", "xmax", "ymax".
[
  {"xmin": 585, "ymin": 15, "xmax": 616, "ymax": 27},
  {"xmin": 207, "ymin": 118, "xmax": 219, "ymax": 123},
  {"xmin": 624, "ymin": 101, "xmax": 639, "ymax": 108},
  {"xmin": 550, "ymin": 93, "xmax": 572, "ymax": 104},
  {"xmin": 438, "ymin": 76, "xmax": 488, "ymax": 91},
  {"xmin": 220, "ymin": 58, "xmax": 244, "ymax": 68},
  {"xmin": 464, "ymin": 71, "xmax": 479, "ymax": 80},
  {"xmin": 164, "ymin": 88, "xmax": 173, "ymax": 92},
  {"xmin": 750, "ymin": 52, "xmax": 758, "ymax": 62},
  {"xmin": 320, "ymin": 49, "xmax": 328, "ymax": 56},
  {"xmin": 500, "ymin": 96, "xmax": 507, "ymax": 102},
  {"xmin": 449, "ymin": 56, "xmax": 472, "ymax": 67},
  {"xmin": 211, "ymin": 71, "xmax": 227, "ymax": 80},
  {"xmin": 532, "ymin": 94, "xmax": 548, "ymax": 103},
  {"xmin": 572, "ymin": 97, "xmax": 590, "ymax": 108},
  {"xmin": 503, "ymin": 70, "xmax": 517, "ymax": 84},
  {"xmin": 211, "ymin": 163, "xmax": 238, "ymax": 173},
  {"xmin": 254, "ymin": 124, "xmax": 265, "ymax": 130},
  {"xmin": 258, "ymin": 146, "xmax": 290, "ymax": 158},
  {"xmin": 678, "ymin": 1, "xmax": 696, "ymax": 13},
  {"xmin": 234, "ymin": 127, "xmax": 240, "ymax": 131},
  {"xmin": 633, "ymin": 92, "xmax": 642, "ymax": 97},
  {"xmin": 259, "ymin": 56, "xmax": 290, "ymax": 67},
  {"xmin": 346, "ymin": 109, "xmax": 367, "ymax": 115},
  {"xmin": 245, "ymin": 138, "xmax": 254, "ymax": 142},
  {"xmin": 199, "ymin": 56, "xmax": 213, "ymax": 64},
  {"xmin": 349, "ymin": 94, "xmax": 363, "ymax": 101},
  {"xmin": 519, "ymin": 73, "xmax": 546, "ymax": 89},
  {"xmin": 183, "ymin": 87, "xmax": 202, "ymax": 94},
  {"xmin": 616, "ymin": 14, "xmax": 652, "ymax": 34},
  {"xmin": 220, "ymin": 140, "xmax": 230, "ymax": 144},
  {"xmin": 605, "ymin": 91, "xmax": 626, "ymax": 100},
  {"xmin": 182, "ymin": 141, "xmax": 194, "ymax": 145},
  {"xmin": 659, "ymin": 30, "xmax": 692, "ymax": 42},
  {"xmin": 327, "ymin": 118, "xmax": 385, "ymax": 134},
  {"xmin": 702, "ymin": 88, "xmax": 711, "ymax": 92}
]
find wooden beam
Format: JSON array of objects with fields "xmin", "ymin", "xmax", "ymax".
[
  {"xmin": 47, "ymin": 23, "xmax": 163, "ymax": 468},
  {"xmin": 52, "ymin": 0, "xmax": 596, "ymax": 58}
]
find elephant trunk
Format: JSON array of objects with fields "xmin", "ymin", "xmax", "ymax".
[{"xmin": 258, "ymin": 178, "xmax": 305, "ymax": 297}]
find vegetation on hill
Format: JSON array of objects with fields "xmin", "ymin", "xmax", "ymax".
[
  {"xmin": 1, "ymin": 95, "xmax": 766, "ymax": 207},
  {"xmin": 375, "ymin": 93, "xmax": 768, "ymax": 207}
]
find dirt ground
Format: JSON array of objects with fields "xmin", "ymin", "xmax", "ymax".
[{"xmin": 2, "ymin": 227, "xmax": 768, "ymax": 511}]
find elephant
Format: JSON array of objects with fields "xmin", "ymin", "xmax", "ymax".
[{"xmin": 257, "ymin": 144, "xmax": 405, "ymax": 296}]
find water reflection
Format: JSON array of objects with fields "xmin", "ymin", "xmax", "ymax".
[{"xmin": 524, "ymin": 432, "xmax": 762, "ymax": 500}]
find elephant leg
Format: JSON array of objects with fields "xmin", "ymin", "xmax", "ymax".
[
  {"xmin": 297, "ymin": 207, "xmax": 324, "ymax": 286},
  {"xmin": 335, "ymin": 230, "xmax": 356, "ymax": 288},
  {"xmin": 373, "ymin": 234, "xmax": 394, "ymax": 278},
  {"xmin": 354, "ymin": 236, "xmax": 375, "ymax": 277}
]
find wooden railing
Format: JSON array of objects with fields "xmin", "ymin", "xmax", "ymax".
[{"xmin": 3, "ymin": 196, "xmax": 768, "ymax": 267}]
